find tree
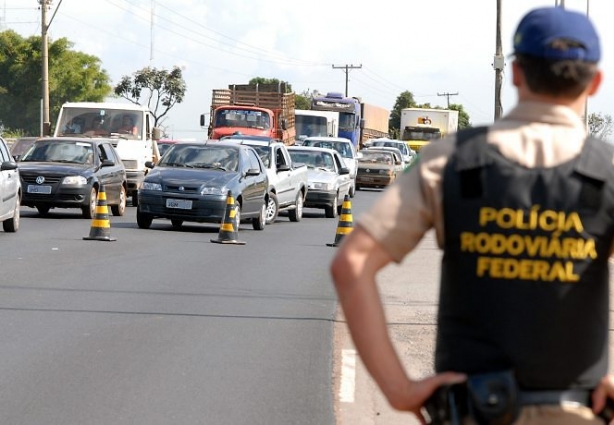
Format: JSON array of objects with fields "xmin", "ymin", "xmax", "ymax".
[
  {"xmin": 448, "ymin": 104, "xmax": 472, "ymax": 130},
  {"xmin": 248, "ymin": 77, "xmax": 292, "ymax": 93},
  {"xmin": 295, "ymin": 88, "xmax": 322, "ymax": 110},
  {"xmin": 588, "ymin": 112, "xmax": 613, "ymax": 141},
  {"xmin": 0, "ymin": 30, "xmax": 111, "ymax": 135},
  {"xmin": 389, "ymin": 91, "xmax": 416, "ymax": 138},
  {"xmin": 114, "ymin": 66, "xmax": 186, "ymax": 127}
]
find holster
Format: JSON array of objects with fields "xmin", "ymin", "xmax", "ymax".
[{"xmin": 424, "ymin": 370, "xmax": 519, "ymax": 425}]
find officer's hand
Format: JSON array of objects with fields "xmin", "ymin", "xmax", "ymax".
[
  {"xmin": 400, "ymin": 372, "xmax": 467, "ymax": 425},
  {"xmin": 592, "ymin": 374, "xmax": 614, "ymax": 424}
]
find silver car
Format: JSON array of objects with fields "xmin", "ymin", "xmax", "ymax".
[
  {"xmin": 0, "ymin": 136, "xmax": 21, "ymax": 232},
  {"xmin": 299, "ymin": 136, "xmax": 359, "ymax": 198}
]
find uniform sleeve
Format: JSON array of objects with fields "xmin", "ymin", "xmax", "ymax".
[{"xmin": 357, "ymin": 138, "xmax": 455, "ymax": 263}]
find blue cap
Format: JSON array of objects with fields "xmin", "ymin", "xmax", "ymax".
[{"xmin": 513, "ymin": 7, "xmax": 600, "ymax": 62}]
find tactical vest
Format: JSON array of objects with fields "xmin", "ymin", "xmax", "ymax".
[{"xmin": 438, "ymin": 127, "xmax": 614, "ymax": 389}]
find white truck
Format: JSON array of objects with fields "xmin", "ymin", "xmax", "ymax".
[
  {"xmin": 400, "ymin": 108, "xmax": 459, "ymax": 152},
  {"xmin": 54, "ymin": 102, "xmax": 161, "ymax": 206},
  {"xmin": 223, "ymin": 135, "xmax": 308, "ymax": 224},
  {"xmin": 295, "ymin": 110, "xmax": 339, "ymax": 142}
]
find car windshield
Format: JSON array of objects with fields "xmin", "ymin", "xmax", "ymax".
[
  {"xmin": 373, "ymin": 141, "xmax": 406, "ymax": 154},
  {"xmin": 359, "ymin": 151, "xmax": 394, "ymax": 165},
  {"xmin": 289, "ymin": 150, "xmax": 335, "ymax": 172},
  {"xmin": 247, "ymin": 145, "xmax": 270, "ymax": 167},
  {"xmin": 302, "ymin": 140, "xmax": 352, "ymax": 159},
  {"xmin": 20, "ymin": 140, "xmax": 95, "ymax": 164},
  {"xmin": 160, "ymin": 145, "xmax": 239, "ymax": 172}
]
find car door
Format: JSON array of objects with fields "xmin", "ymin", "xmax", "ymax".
[
  {"xmin": 0, "ymin": 137, "xmax": 19, "ymax": 218},
  {"xmin": 273, "ymin": 146, "xmax": 293, "ymax": 206},
  {"xmin": 241, "ymin": 148, "xmax": 266, "ymax": 214},
  {"xmin": 98, "ymin": 143, "xmax": 125, "ymax": 204},
  {"xmin": 333, "ymin": 152, "xmax": 351, "ymax": 201}
]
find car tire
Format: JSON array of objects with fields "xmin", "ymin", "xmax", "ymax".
[
  {"xmin": 36, "ymin": 206, "xmax": 50, "ymax": 216},
  {"xmin": 325, "ymin": 193, "xmax": 338, "ymax": 218},
  {"xmin": 349, "ymin": 180, "xmax": 356, "ymax": 198},
  {"xmin": 132, "ymin": 191, "xmax": 139, "ymax": 207},
  {"xmin": 234, "ymin": 200, "xmax": 241, "ymax": 229},
  {"xmin": 265, "ymin": 192, "xmax": 278, "ymax": 225},
  {"xmin": 137, "ymin": 210, "xmax": 153, "ymax": 229},
  {"xmin": 356, "ymin": 185, "xmax": 361, "ymax": 191},
  {"xmin": 171, "ymin": 219, "xmax": 183, "ymax": 229},
  {"xmin": 288, "ymin": 191, "xmax": 303, "ymax": 222},
  {"xmin": 82, "ymin": 187, "xmax": 98, "ymax": 219},
  {"xmin": 111, "ymin": 185, "xmax": 127, "ymax": 216},
  {"xmin": 252, "ymin": 200, "xmax": 266, "ymax": 230},
  {"xmin": 3, "ymin": 194, "xmax": 20, "ymax": 232}
]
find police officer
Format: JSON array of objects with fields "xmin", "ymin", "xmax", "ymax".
[{"xmin": 331, "ymin": 6, "xmax": 614, "ymax": 424}]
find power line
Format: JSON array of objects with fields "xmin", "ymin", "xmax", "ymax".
[{"xmin": 437, "ymin": 92, "xmax": 458, "ymax": 108}]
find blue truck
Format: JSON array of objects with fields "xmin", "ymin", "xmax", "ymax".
[{"xmin": 310, "ymin": 92, "xmax": 389, "ymax": 149}]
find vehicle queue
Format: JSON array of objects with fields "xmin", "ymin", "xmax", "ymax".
[{"xmin": 0, "ymin": 133, "xmax": 416, "ymax": 234}]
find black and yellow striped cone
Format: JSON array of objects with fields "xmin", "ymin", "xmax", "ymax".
[
  {"xmin": 211, "ymin": 190, "xmax": 246, "ymax": 245},
  {"xmin": 83, "ymin": 185, "xmax": 116, "ymax": 241},
  {"xmin": 327, "ymin": 195, "xmax": 353, "ymax": 247}
]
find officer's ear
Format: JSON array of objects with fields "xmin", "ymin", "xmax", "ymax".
[{"xmin": 587, "ymin": 69, "xmax": 603, "ymax": 97}]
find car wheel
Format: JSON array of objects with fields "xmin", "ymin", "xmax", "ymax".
[
  {"xmin": 265, "ymin": 192, "xmax": 278, "ymax": 224},
  {"xmin": 349, "ymin": 180, "xmax": 356, "ymax": 198},
  {"xmin": 288, "ymin": 191, "xmax": 303, "ymax": 222},
  {"xmin": 171, "ymin": 219, "xmax": 183, "ymax": 229},
  {"xmin": 111, "ymin": 185, "xmax": 127, "ymax": 216},
  {"xmin": 356, "ymin": 185, "xmax": 361, "ymax": 191},
  {"xmin": 132, "ymin": 191, "xmax": 139, "ymax": 207},
  {"xmin": 82, "ymin": 187, "xmax": 98, "ymax": 219},
  {"xmin": 252, "ymin": 200, "xmax": 266, "ymax": 230},
  {"xmin": 325, "ymin": 193, "xmax": 339, "ymax": 218},
  {"xmin": 3, "ymin": 194, "xmax": 20, "ymax": 232},
  {"xmin": 233, "ymin": 200, "xmax": 241, "ymax": 229},
  {"xmin": 36, "ymin": 205, "xmax": 50, "ymax": 216},
  {"xmin": 137, "ymin": 210, "xmax": 153, "ymax": 229}
]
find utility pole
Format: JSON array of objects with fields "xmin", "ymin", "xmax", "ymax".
[
  {"xmin": 150, "ymin": 0, "xmax": 154, "ymax": 64},
  {"xmin": 332, "ymin": 64, "xmax": 362, "ymax": 97},
  {"xmin": 493, "ymin": 0, "xmax": 504, "ymax": 120},
  {"xmin": 437, "ymin": 92, "xmax": 458, "ymax": 108},
  {"xmin": 40, "ymin": 0, "xmax": 51, "ymax": 136}
]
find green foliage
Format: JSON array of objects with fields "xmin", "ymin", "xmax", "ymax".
[
  {"xmin": 448, "ymin": 104, "xmax": 472, "ymax": 129},
  {"xmin": 389, "ymin": 91, "xmax": 416, "ymax": 137},
  {"xmin": 588, "ymin": 112, "xmax": 612, "ymax": 141},
  {"xmin": 248, "ymin": 77, "xmax": 292, "ymax": 93},
  {"xmin": 114, "ymin": 66, "xmax": 186, "ymax": 127},
  {"xmin": 0, "ymin": 30, "xmax": 111, "ymax": 136},
  {"xmin": 295, "ymin": 95, "xmax": 310, "ymax": 110}
]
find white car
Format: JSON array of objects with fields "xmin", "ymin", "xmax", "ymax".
[
  {"xmin": 287, "ymin": 146, "xmax": 352, "ymax": 218},
  {"xmin": 368, "ymin": 138, "xmax": 416, "ymax": 165},
  {"xmin": 0, "ymin": 136, "xmax": 21, "ymax": 232},
  {"xmin": 299, "ymin": 136, "xmax": 360, "ymax": 197}
]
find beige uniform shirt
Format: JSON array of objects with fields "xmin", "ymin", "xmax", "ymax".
[{"xmin": 359, "ymin": 101, "xmax": 614, "ymax": 263}]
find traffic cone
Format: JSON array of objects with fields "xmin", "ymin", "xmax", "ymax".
[
  {"xmin": 327, "ymin": 195, "xmax": 354, "ymax": 247},
  {"xmin": 83, "ymin": 185, "xmax": 116, "ymax": 241},
  {"xmin": 211, "ymin": 190, "xmax": 246, "ymax": 245}
]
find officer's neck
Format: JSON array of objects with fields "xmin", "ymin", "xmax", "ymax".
[{"xmin": 518, "ymin": 90, "xmax": 588, "ymax": 117}]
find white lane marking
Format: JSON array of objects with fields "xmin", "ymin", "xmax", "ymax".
[{"xmin": 340, "ymin": 349, "xmax": 356, "ymax": 403}]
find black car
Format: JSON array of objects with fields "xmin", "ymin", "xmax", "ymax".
[
  {"xmin": 137, "ymin": 141, "xmax": 269, "ymax": 230},
  {"xmin": 18, "ymin": 138, "xmax": 127, "ymax": 218}
]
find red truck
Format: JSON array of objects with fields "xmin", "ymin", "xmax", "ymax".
[{"xmin": 201, "ymin": 83, "xmax": 296, "ymax": 145}]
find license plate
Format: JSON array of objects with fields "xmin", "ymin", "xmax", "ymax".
[
  {"xmin": 360, "ymin": 177, "xmax": 374, "ymax": 182},
  {"xmin": 166, "ymin": 198, "xmax": 192, "ymax": 209},
  {"xmin": 27, "ymin": 185, "xmax": 52, "ymax": 194}
]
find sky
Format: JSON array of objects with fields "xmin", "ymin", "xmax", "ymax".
[{"xmin": 1, "ymin": 0, "xmax": 610, "ymax": 140}]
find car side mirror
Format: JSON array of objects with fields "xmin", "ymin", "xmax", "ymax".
[
  {"xmin": 101, "ymin": 159, "xmax": 115, "ymax": 167},
  {"xmin": 151, "ymin": 127, "xmax": 162, "ymax": 141},
  {"xmin": 277, "ymin": 164, "xmax": 291, "ymax": 172},
  {"xmin": 339, "ymin": 167, "xmax": 350, "ymax": 175},
  {"xmin": 280, "ymin": 118, "xmax": 288, "ymax": 131},
  {"xmin": 1, "ymin": 161, "xmax": 18, "ymax": 171},
  {"xmin": 145, "ymin": 161, "xmax": 155, "ymax": 168},
  {"xmin": 246, "ymin": 168, "xmax": 260, "ymax": 176}
]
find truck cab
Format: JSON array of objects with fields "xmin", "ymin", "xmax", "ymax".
[{"xmin": 54, "ymin": 102, "xmax": 161, "ymax": 206}]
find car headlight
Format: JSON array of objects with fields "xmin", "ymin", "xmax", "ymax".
[
  {"xmin": 62, "ymin": 175, "xmax": 87, "ymax": 185},
  {"xmin": 201, "ymin": 186, "xmax": 225, "ymax": 195},
  {"xmin": 142, "ymin": 181, "xmax": 162, "ymax": 191},
  {"xmin": 312, "ymin": 182, "xmax": 334, "ymax": 190}
]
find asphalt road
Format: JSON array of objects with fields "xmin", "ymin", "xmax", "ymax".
[{"xmin": 0, "ymin": 189, "xmax": 391, "ymax": 425}]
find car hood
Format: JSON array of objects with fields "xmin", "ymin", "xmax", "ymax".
[
  {"xmin": 307, "ymin": 169, "xmax": 338, "ymax": 183},
  {"xmin": 147, "ymin": 167, "xmax": 238, "ymax": 186},
  {"xmin": 18, "ymin": 162, "xmax": 92, "ymax": 174}
]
